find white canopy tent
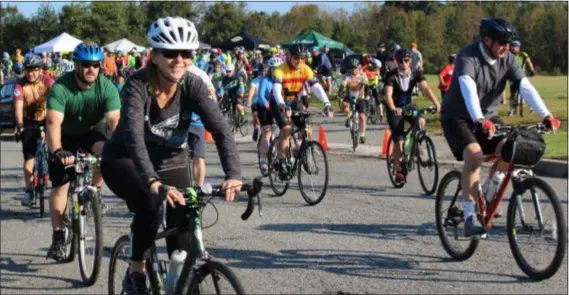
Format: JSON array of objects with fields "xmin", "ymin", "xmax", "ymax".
[
  {"xmin": 34, "ymin": 32, "xmax": 83, "ymax": 53},
  {"xmin": 103, "ymin": 38, "xmax": 146, "ymax": 53}
]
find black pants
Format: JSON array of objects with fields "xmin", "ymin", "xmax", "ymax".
[{"xmin": 101, "ymin": 159, "xmax": 191, "ymax": 261}]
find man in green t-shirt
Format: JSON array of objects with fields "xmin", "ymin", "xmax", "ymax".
[{"xmin": 45, "ymin": 41, "xmax": 121, "ymax": 262}]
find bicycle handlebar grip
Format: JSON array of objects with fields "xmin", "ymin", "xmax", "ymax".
[{"xmin": 241, "ymin": 177, "xmax": 263, "ymax": 220}]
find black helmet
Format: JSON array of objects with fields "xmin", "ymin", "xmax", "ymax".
[
  {"xmin": 288, "ymin": 44, "xmax": 308, "ymax": 56},
  {"xmin": 448, "ymin": 54, "xmax": 456, "ymax": 63},
  {"xmin": 479, "ymin": 18, "xmax": 516, "ymax": 41},
  {"xmin": 395, "ymin": 48, "xmax": 412, "ymax": 62},
  {"xmin": 253, "ymin": 63, "xmax": 265, "ymax": 74},
  {"xmin": 376, "ymin": 41, "xmax": 386, "ymax": 48},
  {"xmin": 343, "ymin": 56, "xmax": 360, "ymax": 71},
  {"xmin": 389, "ymin": 42, "xmax": 401, "ymax": 54},
  {"xmin": 24, "ymin": 55, "xmax": 43, "ymax": 68}
]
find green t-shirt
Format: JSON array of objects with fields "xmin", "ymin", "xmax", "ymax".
[
  {"xmin": 128, "ymin": 55, "xmax": 136, "ymax": 68},
  {"xmin": 47, "ymin": 72, "xmax": 121, "ymax": 135}
]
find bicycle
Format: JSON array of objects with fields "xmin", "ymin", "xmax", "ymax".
[
  {"xmin": 386, "ymin": 105, "xmax": 439, "ymax": 195},
  {"xmin": 365, "ymin": 89, "xmax": 379, "ymax": 125},
  {"xmin": 16, "ymin": 125, "xmax": 49, "ymax": 216},
  {"xmin": 435, "ymin": 123, "xmax": 567, "ymax": 281},
  {"xmin": 257, "ymin": 123, "xmax": 279, "ymax": 177},
  {"xmin": 346, "ymin": 96, "xmax": 362, "ymax": 152},
  {"xmin": 108, "ymin": 178, "xmax": 264, "ymax": 295},
  {"xmin": 267, "ymin": 110, "xmax": 330, "ymax": 205},
  {"xmin": 56, "ymin": 152, "xmax": 104, "ymax": 286},
  {"xmin": 220, "ymin": 93, "xmax": 249, "ymax": 137}
]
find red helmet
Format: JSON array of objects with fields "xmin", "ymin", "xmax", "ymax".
[{"xmin": 363, "ymin": 55, "xmax": 372, "ymax": 64}]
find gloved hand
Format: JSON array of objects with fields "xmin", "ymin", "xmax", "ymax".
[
  {"xmin": 543, "ymin": 115, "xmax": 561, "ymax": 132},
  {"xmin": 52, "ymin": 148, "xmax": 75, "ymax": 166}
]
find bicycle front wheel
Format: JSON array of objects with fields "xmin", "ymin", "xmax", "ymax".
[
  {"xmin": 351, "ymin": 114, "xmax": 359, "ymax": 152},
  {"xmin": 177, "ymin": 259, "xmax": 245, "ymax": 295},
  {"xmin": 268, "ymin": 138, "xmax": 289, "ymax": 196},
  {"xmin": 507, "ymin": 177, "xmax": 567, "ymax": 280},
  {"xmin": 298, "ymin": 141, "xmax": 329, "ymax": 206},
  {"xmin": 61, "ymin": 195, "xmax": 77, "ymax": 263},
  {"xmin": 435, "ymin": 171, "xmax": 479, "ymax": 261},
  {"xmin": 78, "ymin": 194, "xmax": 103, "ymax": 286},
  {"xmin": 108, "ymin": 235, "xmax": 130, "ymax": 295},
  {"xmin": 416, "ymin": 135, "xmax": 439, "ymax": 195}
]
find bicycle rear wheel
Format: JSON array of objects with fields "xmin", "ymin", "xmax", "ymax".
[
  {"xmin": 78, "ymin": 194, "xmax": 103, "ymax": 286},
  {"xmin": 298, "ymin": 141, "xmax": 329, "ymax": 206},
  {"xmin": 368, "ymin": 99, "xmax": 378, "ymax": 124},
  {"xmin": 351, "ymin": 114, "xmax": 359, "ymax": 152},
  {"xmin": 416, "ymin": 135, "xmax": 439, "ymax": 195},
  {"xmin": 267, "ymin": 138, "xmax": 289, "ymax": 196},
  {"xmin": 507, "ymin": 177, "xmax": 567, "ymax": 280},
  {"xmin": 435, "ymin": 171, "xmax": 479, "ymax": 261},
  {"xmin": 385, "ymin": 135, "xmax": 405, "ymax": 188},
  {"xmin": 177, "ymin": 260, "xmax": 245, "ymax": 295},
  {"xmin": 108, "ymin": 235, "xmax": 130, "ymax": 295}
]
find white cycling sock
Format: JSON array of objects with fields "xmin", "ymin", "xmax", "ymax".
[{"xmin": 463, "ymin": 200, "xmax": 476, "ymax": 219}]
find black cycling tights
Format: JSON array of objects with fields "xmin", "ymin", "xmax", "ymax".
[{"xmin": 101, "ymin": 158, "xmax": 192, "ymax": 262}]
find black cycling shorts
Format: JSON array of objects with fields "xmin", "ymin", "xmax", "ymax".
[
  {"xmin": 385, "ymin": 108, "xmax": 418, "ymax": 142},
  {"xmin": 257, "ymin": 105, "xmax": 274, "ymax": 127},
  {"xmin": 20, "ymin": 122, "xmax": 44, "ymax": 160},
  {"xmin": 343, "ymin": 96, "xmax": 368, "ymax": 114},
  {"xmin": 270, "ymin": 99, "xmax": 303, "ymax": 130},
  {"xmin": 188, "ymin": 125, "xmax": 205, "ymax": 159},
  {"xmin": 251, "ymin": 102, "xmax": 258, "ymax": 112},
  {"xmin": 442, "ymin": 117, "xmax": 505, "ymax": 161},
  {"xmin": 48, "ymin": 123, "xmax": 109, "ymax": 187}
]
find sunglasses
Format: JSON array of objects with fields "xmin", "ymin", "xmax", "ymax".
[
  {"xmin": 24, "ymin": 67, "xmax": 40, "ymax": 72},
  {"xmin": 291, "ymin": 55, "xmax": 306, "ymax": 61},
  {"xmin": 80, "ymin": 62, "xmax": 101, "ymax": 69},
  {"xmin": 159, "ymin": 49, "xmax": 193, "ymax": 59},
  {"xmin": 402, "ymin": 58, "xmax": 411, "ymax": 63}
]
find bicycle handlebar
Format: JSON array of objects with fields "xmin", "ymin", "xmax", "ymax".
[
  {"xmin": 178, "ymin": 177, "xmax": 264, "ymax": 221},
  {"xmin": 493, "ymin": 123, "xmax": 549, "ymax": 137}
]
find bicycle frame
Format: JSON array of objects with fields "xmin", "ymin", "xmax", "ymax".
[
  {"xmin": 68, "ymin": 153, "xmax": 98, "ymax": 230},
  {"xmin": 33, "ymin": 128, "xmax": 49, "ymax": 189},
  {"xmin": 476, "ymin": 155, "xmax": 515, "ymax": 228}
]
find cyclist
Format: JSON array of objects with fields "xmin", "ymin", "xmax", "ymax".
[
  {"xmin": 222, "ymin": 63, "xmax": 246, "ymax": 119},
  {"xmin": 440, "ymin": 18, "xmax": 560, "ymax": 237},
  {"xmin": 362, "ymin": 57, "xmax": 384, "ymax": 122},
  {"xmin": 256, "ymin": 57, "xmax": 283, "ymax": 173},
  {"xmin": 438, "ymin": 54, "xmax": 456, "ymax": 99},
  {"xmin": 100, "ymin": 17, "xmax": 241, "ymax": 293},
  {"xmin": 375, "ymin": 41, "xmax": 390, "ymax": 67},
  {"xmin": 508, "ymin": 40, "xmax": 536, "ymax": 116},
  {"xmin": 13, "ymin": 55, "xmax": 55, "ymax": 206},
  {"xmin": 310, "ymin": 46, "xmax": 334, "ymax": 94},
  {"xmin": 248, "ymin": 64, "xmax": 264, "ymax": 142},
  {"xmin": 210, "ymin": 62, "xmax": 225, "ymax": 102},
  {"xmin": 45, "ymin": 41, "xmax": 121, "ymax": 261},
  {"xmin": 338, "ymin": 57, "xmax": 369, "ymax": 143},
  {"xmin": 271, "ymin": 44, "xmax": 334, "ymax": 175},
  {"xmin": 385, "ymin": 48, "xmax": 440, "ymax": 183}
]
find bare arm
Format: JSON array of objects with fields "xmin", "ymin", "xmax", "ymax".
[
  {"xmin": 14, "ymin": 100, "xmax": 23, "ymax": 126},
  {"xmin": 46, "ymin": 110, "xmax": 64, "ymax": 152},
  {"xmin": 247, "ymin": 84, "xmax": 257, "ymax": 104},
  {"xmin": 105, "ymin": 110, "xmax": 120, "ymax": 134}
]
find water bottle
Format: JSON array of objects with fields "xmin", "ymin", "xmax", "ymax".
[
  {"xmin": 165, "ymin": 249, "xmax": 187, "ymax": 295},
  {"xmin": 404, "ymin": 134, "xmax": 414, "ymax": 154},
  {"xmin": 484, "ymin": 172, "xmax": 505, "ymax": 203}
]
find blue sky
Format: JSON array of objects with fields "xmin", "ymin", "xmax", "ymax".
[{"xmin": 6, "ymin": 1, "xmax": 360, "ymax": 18}]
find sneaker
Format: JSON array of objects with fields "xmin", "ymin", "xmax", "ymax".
[
  {"xmin": 359, "ymin": 136, "xmax": 366, "ymax": 144},
  {"xmin": 21, "ymin": 189, "xmax": 35, "ymax": 207},
  {"xmin": 46, "ymin": 230, "xmax": 66, "ymax": 262},
  {"xmin": 259, "ymin": 159, "xmax": 268, "ymax": 173},
  {"xmin": 278, "ymin": 159, "xmax": 289, "ymax": 179},
  {"xmin": 464, "ymin": 215, "xmax": 487, "ymax": 238},
  {"xmin": 395, "ymin": 171, "xmax": 406, "ymax": 183},
  {"xmin": 345, "ymin": 119, "xmax": 351, "ymax": 128},
  {"xmin": 123, "ymin": 268, "xmax": 150, "ymax": 295},
  {"xmin": 252, "ymin": 128, "xmax": 259, "ymax": 142}
]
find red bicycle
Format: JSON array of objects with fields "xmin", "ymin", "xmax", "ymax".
[{"xmin": 435, "ymin": 123, "xmax": 566, "ymax": 281}]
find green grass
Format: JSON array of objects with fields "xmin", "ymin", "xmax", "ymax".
[{"xmin": 309, "ymin": 75, "xmax": 568, "ymax": 160}]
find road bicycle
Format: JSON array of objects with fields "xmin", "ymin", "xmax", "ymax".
[
  {"xmin": 365, "ymin": 90, "xmax": 379, "ymax": 125},
  {"xmin": 267, "ymin": 110, "xmax": 329, "ymax": 205},
  {"xmin": 57, "ymin": 152, "xmax": 104, "ymax": 286},
  {"xmin": 108, "ymin": 178, "xmax": 264, "ymax": 295},
  {"xmin": 346, "ymin": 96, "xmax": 362, "ymax": 152},
  {"xmin": 435, "ymin": 123, "xmax": 566, "ymax": 280},
  {"xmin": 386, "ymin": 105, "xmax": 439, "ymax": 195},
  {"xmin": 219, "ymin": 93, "xmax": 249, "ymax": 137},
  {"xmin": 257, "ymin": 123, "xmax": 279, "ymax": 177}
]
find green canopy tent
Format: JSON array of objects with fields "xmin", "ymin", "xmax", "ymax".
[{"xmin": 281, "ymin": 30, "xmax": 345, "ymax": 50}]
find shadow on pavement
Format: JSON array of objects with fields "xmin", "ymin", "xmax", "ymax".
[
  {"xmin": 209, "ymin": 247, "xmax": 530, "ymax": 284},
  {"xmin": 0, "ymin": 272, "xmax": 85, "ymax": 290}
]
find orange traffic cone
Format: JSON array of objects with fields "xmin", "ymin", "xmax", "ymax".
[
  {"xmin": 204, "ymin": 129, "xmax": 213, "ymax": 143},
  {"xmin": 379, "ymin": 128, "xmax": 392, "ymax": 158},
  {"xmin": 319, "ymin": 124, "xmax": 330, "ymax": 151}
]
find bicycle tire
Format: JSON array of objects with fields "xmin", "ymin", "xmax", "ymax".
[
  {"xmin": 257, "ymin": 138, "xmax": 270, "ymax": 178},
  {"xmin": 368, "ymin": 101, "xmax": 378, "ymax": 124},
  {"xmin": 385, "ymin": 135, "xmax": 405, "ymax": 188},
  {"xmin": 297, "ymin": 141, "xmax": 329, "ymax": 206},
  {"xmin": 61, "ymin": 194, "xmax": 77, "ymax": 263},
  {"xmin": 435, "ymin": 171, "xmax": 479, "ymax": 261},
  {"xmin": 108, "ymin": 234, "xmax": 130, "ymax": 295},
  {"xmin": 267, "ymin": 138, "xmax": 289, "ymax": 196},
  {"xmin": 78, "ymin": 195, "xmax": 103, "ymax": 286},
  {"xmin": 177, "ymin": 259, "xmax": 246, "ymax": 295},
  {"xmin": 416, "ymin": 135, "xmax": 439, "ymax": 195},
  {"xmin": 506, "ymin": 177, "xmax": 567, "ymax": 280},
  {"xmin": 238, "ymin": 113, "xmax": 249, "ymax": 137}
]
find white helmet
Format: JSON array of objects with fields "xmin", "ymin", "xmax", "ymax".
[
  {"xmin": 371, "ymin": 59, "xmax": 382, "ymax": 69},
  {"xmin": 268, "ymin": 57, "xmax": 283, "ymax": 68},
  {"xmin": 147, "ymin": 17, "xmax": 199, "ymax": 50},
  {"xmin": 226, "ymin": 64, "xmax": 235, "ymax": 72}
]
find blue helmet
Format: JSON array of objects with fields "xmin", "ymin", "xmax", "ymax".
[
  {"xmin": 510, "ymin": 40, "xmax": 521, "ymax": 47},
  {"xmin": 72, "ymin": 42, "xmax": 104, "ymax": 62}
]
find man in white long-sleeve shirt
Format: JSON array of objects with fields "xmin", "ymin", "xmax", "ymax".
[{"xmin": 440, "ymin": 18, "xmax": 560, "ymax": 238}]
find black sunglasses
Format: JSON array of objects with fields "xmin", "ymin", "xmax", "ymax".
[
  {"xmin": 80, "ymin": 62, "xmax": 101, "ymax": 69},
  {"xmin": 495, "ymin": 39, "xmax": 510, "ymax": 46},
  {"xmin": 159, "ymin": 49, "xmax": 193, "ymax": 59}
]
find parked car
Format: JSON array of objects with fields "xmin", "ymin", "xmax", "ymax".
[{"xmin": 0, "ymin": 78, "xmax": 16, "ymax": 132}]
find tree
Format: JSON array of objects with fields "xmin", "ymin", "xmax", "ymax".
[
  {"xmin": 59, "ymin": 3, "xmax": 89, "ymax": 39},
  {"xmin": 30, "ymin": 3, "xmax": 59, "ymax": 45}
]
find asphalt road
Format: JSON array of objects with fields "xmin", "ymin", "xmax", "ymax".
[{"xmin": 1, "ymin": 126, "xmax": 567, "ymax": 294}]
